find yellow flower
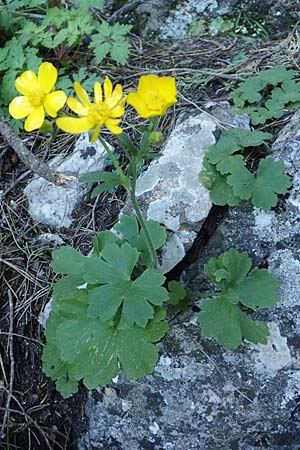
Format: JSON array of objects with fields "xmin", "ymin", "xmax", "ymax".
[
  {"xmin": 127, "ymin": 75, "xmax": 177, "ymax": 118},
  {"xmin": 56, "ymin": 77, "xmax": 126, "ymax": 142},
  {"xmin": 9, "ymin": 62, "xmax": 66, "ymax": 132}
]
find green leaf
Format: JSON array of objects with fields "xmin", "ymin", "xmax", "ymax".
[
  {"xmin": 226, "ymin": 268, "xmax": 279, "ymax": 309},
  {"xmin": 87, "ymin": 257, "xmax": 168, "ymax": 327},
  {"xmin": 226, "ymin": 162, "xmax": 255, "ymax": 200},
  {"xmin": 80, "ymin": 170, "xmax": 125, "ymax": 197},
  {"xmin": 204, "ymin": 249, "xmax": 252, "ymax": 292},
  {"xmin": 114, "ymin": 215, "xmax": 167, "ymax": 266},
  {"xmin": 55, "ymin": 74, "xmax": 74, "ymax": 94},
  {"xmin": 51, "ymin": 246, "xmax": 87, "ymax": 274},
  {"xmin": 199, "ymin": 159, "xmax": 241, "ymax": 206},
  {"xmin": 239, "ymin": 314, "xmax": 269, "ymax": 345},
  {"xmin": 117, "ymin": 134, "xmax": 138, "ymax": 157},
  {"xmin": 52, "ymin": 274, "xmax": 85, "ymax": 302},
  {"xmin": 0, "ymin": 70, "xmax": 18, "ymax": 104},
  {"xmin": 167, "ymin": 280, "xmax": 186, "ymax": 306},
  {"xmin": 200, "ymin": 249, "xmax": 280, "ymax": 348},
  {"xmin": 42, "ymin": 311, "xmax": 78, "ymax": 397},
  {"xmin": 201, "ymin": 127, "xmax": 290, "ymax": 211},
  {"xmin": 259, "ymin": 66, "xmax": 295, "ymax": 84},
  {"xmin": 84, "ymin": 242, "xmax": 138, "ymax": 284},
  {"xmin": 234, "ymin": 77, "xmax": 266, "ymax": 104},
  {"xmin": 55, "ymin": 376, "xmax": 78, "ymax": 398},
  {"xmin": 139, "ymin": 131, "xmax": 150, "ymax": 158},
  {"xmin": 251, "ymin": 158, "xmax": 292, "ymax": 211},
  {"xmin": 206, "ymin": 129, "xmax": 272, "ymax": 174},
  {"xmin": 198, "ymin": 298, "xmax": 269, "ymax": 349},
  {"xmin": 167, "ymin": 280, "xmax": 192, "ymax": 310},
  {"xmin": 110, "ymin": 39, "xmax": 130, "ymax": 65},
  {"xmin": 89, "ymin": 22, "xmax": 131, "ymax": 65},
  {"xmin": 78, "ymin": 242, "xmax": 167, "ymax": 326},
  {"xmin": 231, "ymin": 67, "xmax": 300, "ymax": 124},
  {"xmin": 92, "ymin": 230, "xmax": 121, "ymax": 255},
  {"xmin": 227, "ymin": 157, "xmax": 291, "ymax": 211},
  {"xmin": 209, "ymin": 17, "xmax": 234, "ymax": 35},
  {"xmin": 53, "ymin": 311, "xmax": 168, "ymax": 391}
]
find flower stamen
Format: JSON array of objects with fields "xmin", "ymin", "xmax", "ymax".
[
  {"xmin": 28, "ymin": 88, "xmax": 46, "ymax": 107},
  {"xmin": 56, "ymin": 77, "xmax": 125, "ymax": 140}
]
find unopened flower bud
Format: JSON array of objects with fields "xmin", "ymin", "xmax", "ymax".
[{"xmin": 149, "ymin": 131, "xmax": 164, "ymax": 146}]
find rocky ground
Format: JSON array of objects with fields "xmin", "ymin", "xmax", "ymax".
[{"xmin": 1, "ymin": 1, "xmax": 300, "ymax": 449}]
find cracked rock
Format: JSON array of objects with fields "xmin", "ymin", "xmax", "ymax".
[{"xmin": 79, "ymin": 109, "xmax": 300, "ymax": 450}]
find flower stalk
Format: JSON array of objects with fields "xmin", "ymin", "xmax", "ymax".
[
  {"xmin": 129, "ymin": 161, "xmax": 159, "ymax": 269},
  {"xmin": 98, "ymin": 136, "xmax": 129, "ymax": 190},
  {"xmin": 99, "ymin": 135, "xmax": 158, "ymax": 269}
]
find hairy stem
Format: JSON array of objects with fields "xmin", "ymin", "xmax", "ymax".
[
  {"xmin": 130, "ymin": 163, "xmax": 158, "ymax": 269},
  {"xmin": 98, "ymin": 136, "xmax": 129, "ymax": 189},
  {"xmin": 99, "ymin": 135, "xmax": 158, "ymax": 268}
]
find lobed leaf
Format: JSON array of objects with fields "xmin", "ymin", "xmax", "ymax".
[
  {"xmin": 114, "ymin": 215, "xmax": 167, "ymax": 266},
  {"xmin": 231, "ymin": 67, "xmax": 300, "ymax": 124},
  {"xmin": 198, "ymin": 298, "xmax": 269, "ymax": 349},
  {"xmin": 204, "ymin": 249, "xmax": 252, "ymax": 292},
  {"xmin": 199, "ymin": 159, "xmax": 241, "ymax": 206},
  {"xmin": 251, "ymin": 158, "xmax": 292, "ymax": 211},
  {"xmin": 43, "ymin": 308, "xmax": 168, "ymax": 396},
  {"xmin": 199, "ymin": 249, "xmax": 280, "ymax": 348}
]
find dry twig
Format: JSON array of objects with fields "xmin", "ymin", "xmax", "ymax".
[
  {"xmin": 0, "ymin": 290, "xmax": 15, "ymax": 439},
  {"xmin": 0, "ymin": 120, "xmax": 75, "ymax": 187},
  {"xmin": 109, "ymin": 0, "xmax": 145, "ymax": 24}
]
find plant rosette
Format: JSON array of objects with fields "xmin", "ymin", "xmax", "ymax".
[{"xmin": 8, "ymin": 63, "xmax": 283, "ymax": 397}]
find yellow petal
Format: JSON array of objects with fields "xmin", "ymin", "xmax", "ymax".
[
  {"xmin": 74, "ymin": 82, "xmax": 91, "ymax": 107},
  {"xmin": 106, "ymin": 84, "xmax": 123, "ymax": 109},
  {"xmin": 90, "ymin": 124, "xmax": 101, "ymax": 143},
  {"xmin": 56, "ymin": 117, "xmax": 93, "ymax": 134},
  {"xmin": 127, "ymin": 92, "xmax": 151, "ymax": 118},
  {"xmin": 138, "ymin": 75, "xmax": 158, "ymax": 97},
  {"xmin": 24, "ymin": 106, "xmax": 45, "ymax": 131},
  {"xmin": 9, "ymin": 96, "xmax": 32, "ymax": 119},
  {"xmin": 110, "ymin": 105, "xmax": 125, "ymax": 118},
  {"xmin": 94, "ymin": 82, "xmax": 102, "ymax": 103},
  {"xmin": 159, "ymin": 99, "xmax": 177, "ymax": 115},
  {"xmin": 38, "ymin": 62, "xmax": 57, "ymax": 93},
  {"xmin": 105, "ymin": 118, "xmax": 122, "ymax": 135},
  {"xmin": 44, "ymin": 91, "xmax": 67, "ymax": 117},
  {"xmin": 67, "ymin": 97, "xmax": 88, "ymax": 116},
  {"xmin": 15, "ymin": 70, "xmax": 39, "ymax": 96},
  {"xmin": 157, "ymin": 77, "xmax": 177, "ymax": 103},
  {"xmin": 104, "ymin": 76, "xmax": 113, "ymax": 100}
]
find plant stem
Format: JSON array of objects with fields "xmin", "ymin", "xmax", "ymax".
[
  {"xmin": 98, "ymin": 136, "xmax": 129, "ymax": 190},
  {"xmin": 99, "ymin": 135, "xmax": 158, "ymax": 268},
  {"xmin": 130, "ymin": 163, "xmax": 158, "ymax": 269}
]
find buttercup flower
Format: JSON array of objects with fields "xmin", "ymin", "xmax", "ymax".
[
  {"xmin": 9, "ymin": 62, "xmax": 66, "ymax": 132},
  {"xmin": 127, "ymin": 75, "xmax": 177, "ymax": 118},
  {"xmin": 56, "ymin": 77, "xmax": 125, "ymax": 142}
]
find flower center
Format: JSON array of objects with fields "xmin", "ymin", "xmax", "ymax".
[
  {"xmin": 28, "ymin": 88, "xmax": 46, "ymax": 107},
  {"xmin": 149, "ymin": 94, "xmax": 164, "ymax": 111},
  {"xmin": 88, "ymin": 102, "xmax": 111, "ymax": 124}
]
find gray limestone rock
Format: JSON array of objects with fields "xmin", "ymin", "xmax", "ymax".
[
  {"xmin": 123, "ymin": 103, "xmax": 250, "ymax": 273},
  {"xmin": 79, "ymin": 110, "xmax": 300, "ymax": 450},
  {"xmin": 24, "ymin": 133, "xmax": 110, "ymax": 229},
  {"xmin": 135, "ymin": 0, "xmax": 298, "ymax": 38}
]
